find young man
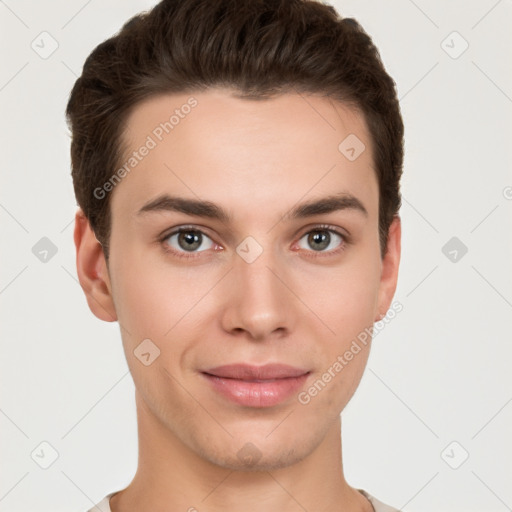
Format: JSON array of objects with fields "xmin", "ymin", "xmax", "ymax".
[{"xmin": 67, "ymin": 1, "xmax": 404, "ymax": 510}]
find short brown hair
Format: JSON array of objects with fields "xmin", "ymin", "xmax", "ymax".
[{"xmin": 66, "ymin": 0, "xmax": 404, "ymax": 260}]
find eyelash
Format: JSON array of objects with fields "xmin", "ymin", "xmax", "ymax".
[{"xmin": 158, "ymin": 224, "xmax": 350, "ymax": 260}]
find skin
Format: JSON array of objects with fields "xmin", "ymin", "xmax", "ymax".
[{"xmin": 74, "ymin": 88, "xmax": 401, "ymax": 512}]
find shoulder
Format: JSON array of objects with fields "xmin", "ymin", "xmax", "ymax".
[{"xmin": 358, "ymin": 489, "xmax": 404, "ymax": 512}]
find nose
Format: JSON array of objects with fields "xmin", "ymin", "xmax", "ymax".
[{"xmin": 219, "ymin": 244, "xmax": 296, "ymax": 341}]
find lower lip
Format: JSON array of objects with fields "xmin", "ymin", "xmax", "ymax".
[{"xmin": 201, "ymin": 372, "xmax": 310, "ymax": 407}]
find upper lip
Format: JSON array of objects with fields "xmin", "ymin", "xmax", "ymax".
[{"xmin": 202, "ymin": 363, "xmax": 310, "ymax": 380}]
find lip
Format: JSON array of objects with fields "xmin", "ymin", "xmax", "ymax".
[{"xmin": 201, "ymin": 364, "xmax": 310, "ymax": 407}]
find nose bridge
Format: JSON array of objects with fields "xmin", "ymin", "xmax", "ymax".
[{"xmin": 220, "ymin": 235, "xmax": 294, "ymax": 339}]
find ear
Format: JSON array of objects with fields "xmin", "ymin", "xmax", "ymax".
[
  {"xmin": 73, "ymin": 208, "xmax": 117, "ymax": 322},
  {"xmin": 375, "ymin": 215, "xmax": 401, "ymax": 321}
]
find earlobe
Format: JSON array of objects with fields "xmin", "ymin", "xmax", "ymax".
[
  {"xmin": 375, "ymin": 216, "xmax": 401, "ymax": 322},
  {"xmin": 74, "ymin": 209, "xmax": 117, "ymax": 322}
]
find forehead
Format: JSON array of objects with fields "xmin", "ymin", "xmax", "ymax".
[{"xmin": 111, "ymin": 88, "xmax": 378, "ymax": 221}]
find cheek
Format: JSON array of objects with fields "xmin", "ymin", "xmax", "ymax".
[
  {"xmin": 109, "ymin": 250, "xmax": 222, "ymax": 365},
  {"xmin": 110, "ymin": 262, "xmax": 193, "ymax": 407},
  {"xmin": 112, "ymin": 271, "xmax": 165, "ymax": 337},
  {"xmin": 298, "ymin": 340, "xmax": 371, "ymax": 414},
  {"xmin": 109, "ymin": 246, "xmax": 185, "ymax": 333},
  {"xmin": 299, "ymin": 255, "xmax": 381, "ymax": 338}
]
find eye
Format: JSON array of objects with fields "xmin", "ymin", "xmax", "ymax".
[
  {"xmin": 163, "ymin": 228, "xmax": 215, "ymax": 256},
  {"xmin": 296, "ymin": 226, "xmax": 346, "ymax": 254}
]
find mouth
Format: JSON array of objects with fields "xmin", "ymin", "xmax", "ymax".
[{"xmin": 200, "ymin": 363, "xmax": 311, "ymax": 408}]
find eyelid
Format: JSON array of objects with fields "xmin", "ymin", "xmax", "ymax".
[
  {"xmin": 295, "ymin": 223, "xmax": 350, "ymax": 241},
  {"xmin": 160, "ymin": 222, "xmax": 211, "ymax": 235}
]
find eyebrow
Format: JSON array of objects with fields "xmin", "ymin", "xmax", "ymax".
[{"xmin": 137, "ymin": 193, "xmax": 368, "ymax": 222}]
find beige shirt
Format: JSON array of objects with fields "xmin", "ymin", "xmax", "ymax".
[{"xmin": 87, "ymin": 489, "xmax": 402, "ymax": 511}]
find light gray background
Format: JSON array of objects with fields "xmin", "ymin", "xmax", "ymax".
[{"xmin": 1, "ymin": 1, "xmax": 511, "ymax": 511}]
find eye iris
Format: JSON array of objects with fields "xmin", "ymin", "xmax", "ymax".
[
  {"xmin": 308, "ymin": 230, "xmax": 330, "ymax": 251},
  {"xmin": 178, "ymin": 231, "xmax": 201, "ymax": 251}
]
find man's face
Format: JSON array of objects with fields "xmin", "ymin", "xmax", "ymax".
[{"xmin": 93, "ymin": 88, "xmax": 399, "ymax": 470}]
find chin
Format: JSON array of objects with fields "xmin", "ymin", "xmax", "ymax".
[
  {"xmin": 203, "ymin": 447, "xmax": 309, "ymax": 472},
  {"xmin": 192, "ymin": 428, "xmax": 323, "ymax": 472}
]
